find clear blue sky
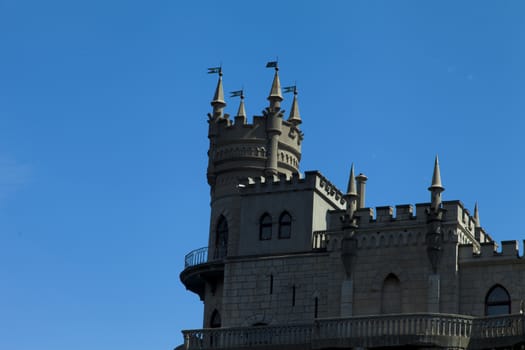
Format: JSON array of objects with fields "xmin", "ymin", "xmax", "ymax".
[{"xmin": 1, "ymin": 1, "xmax": 524, "ymax": 349}]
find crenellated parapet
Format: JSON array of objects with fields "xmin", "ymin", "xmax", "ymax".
[
  {"xmin": 239, "ymin": 171, "xmax": 346, "ymax": 206},
  {"xmin": 459, "ymin": 240, "xmax": 524, "ymax": 261},
  {"xmin": 322, "ymin": 200, "xmax": 491, "ymax": 249}
]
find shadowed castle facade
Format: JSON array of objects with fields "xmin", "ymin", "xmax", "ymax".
[{"xmin": 178, "ymin": 66, "xmax": 525, "ymax": 350}]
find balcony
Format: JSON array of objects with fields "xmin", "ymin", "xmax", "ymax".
[
  {"xmin": 181, "ymin": 313, "xmax": 525, "ymax": 350},
  {"xmin": 180, "ymin": 247, "xmax": 225, "ymax": 300}
]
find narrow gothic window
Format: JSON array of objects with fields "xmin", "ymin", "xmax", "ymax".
[
  {"xmin": 314, "ymin": 297, "xmax": 319, "ymax": 318},
  {"xmin": 269, "ymin": 274, "xmax": 274, "ymax": 294},
  {"xmin": 214, "ymin": 216, "xmax": 228, "ymax": 259},
  {"xmin": 278, "ymin": 211, "xmax": 292, "ymax": 239},
  {"xmin": 485, "ymin": 285, "xmax": 511, "ymax": 316},
  {"xmin": 292, "ymin": 285, "xmax": 296, "ymax": 306},
  {"xmin": 381, "ymin": 273, "xmax": 401, "ymax": 314},
  {"xmin": 210, "ymin": 309, "xmax": 221, "ymax": 328},
  {"xmin": 259, "ymin": 213, "xmax": 272, "ymax": 240}
]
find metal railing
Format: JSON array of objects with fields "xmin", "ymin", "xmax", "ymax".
[
  {"xmin": 184, "ymin": 247, "xmax": 208, "ymax": 268},
  {"xmin": 181, "ymin": 313, "xmax": 525, "ymax": 350}
]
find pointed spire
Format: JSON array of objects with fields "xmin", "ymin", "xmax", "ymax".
[
  {"xmin": 267, "ymin": 65, "xmax": 283, "ymax": 109},
  {"xmin": 474, "ymin": 202, "xmax": 480, "ymax": 228},
  {"xmin": 429, "ymin": 155, "xmax": 444, "ymax": 191},
  {"xmin": 428, "ymin": 155, "xmax": 445, "ymax": 212},
  {"xmin": 236, "ymin": 93, "xmax": 246, "ymax": 118},
  {"xmin": 211, "ymin": 68, "xmax": 226, "ymax": 116},
  {"xmin": 288, "ymin": 88, "xmax": 302, "ymax": 125},
  {"xmin": 347, "ymin": 163, "xmax": 357, "ymax": 196}
]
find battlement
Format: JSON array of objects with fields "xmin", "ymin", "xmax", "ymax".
[
  {"xmin": 352, "ymin": 201, "xmax": 476, "ymax": 226},
  {"xmin": 459, "ymin": 240, "xmax": 524, "ymax": 261},
  {"xmin": 239, "ymin": 171, "xmax": 346, "ymax": 206}
]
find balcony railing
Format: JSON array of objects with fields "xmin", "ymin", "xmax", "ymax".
[
  {"xmin": 184, "ymin": 247, "xmax": 208, "ymax": 268},
  {"xmin": 181, "ymin": 313, "xmax": 525, "ymax": 350}
]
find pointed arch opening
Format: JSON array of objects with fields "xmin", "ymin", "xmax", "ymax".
[
  {"xmin": 278, "ymin": 211, "xmax": 292, "ymax": 239},
  {"xmin": 210, "ymin": 309, "xmax": 221, "ymax": 328},
  {"xmin": 214, "ymin": 216, "xmax": 228, "ymax": 259},
  {"xmin": 259, "ymin": 213, "xmax": 272, "ymax": 240},
  {"xmin": 485, "ymin": 284, "xmax": 511, "ymax": 316},
  {"xmin": 381, "ymin": 273, "xmax": 401, "ymax": 314}
]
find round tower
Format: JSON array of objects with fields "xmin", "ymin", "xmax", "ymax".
[
  {"xmin": 206, "ymin": 65, "xmax": 303, "ymax": 200},
  {"xmin": 205, "ymin": 65, "xmax": 304, "ymax": 263}
]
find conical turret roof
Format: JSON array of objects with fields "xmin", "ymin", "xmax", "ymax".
[
  {"xmin": 268, "ymin": 68, "xmax": 283, "ymax": 102},
  {"xmin": 429, "ymin": 155, "xmax": 444, "ymax": 191},
  {"xmin": 474, "ymin": 202, "xmax": 480, "ymax": 228},
  {"xmin": 211, "ymin": 70, "xmax": 225, "ymax": 107},
  {"xmin": 346, "ymin": 164, "xmax": 357, "ymax": 196},
  {"xmin": 236, "ymin": 94, "xmax": 246, "ymax": 118},
  {"xmin": 288, "ymin": 89, "xmax": 302, "ymax": 125}
]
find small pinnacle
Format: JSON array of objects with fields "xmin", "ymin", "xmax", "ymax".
[
  {"xmin": 429, "ymin": 155, "xmax": 444, "ymax": 191},
  {"xmin": 346, "ymin": 164, "xmax": 357, "ymax": 196},
  {"xmin": 288, "ymin": 88, "xmax": 302, "ymax": 125},
  {"xmin": 268, "ymin": 68, "xmax": 283, "ymax": 102},
  {"xmin": 211, "ymin": 70, "xmax": 226, "ymax": 107},
  {"xmin": 236, "ymin": 94, "xmax": 246, "ymax": 118},
  {"xmin": 474, "ymin": 202, "xmax": 480, "ymax": 228}
]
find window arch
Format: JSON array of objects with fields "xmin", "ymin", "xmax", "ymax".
[
  {"xmin": 485, "ymin": 284, "xmax": 511, "ymax": 316},
  {"xmin": 259, "ymin": 213, "xmax": 272, "ymax": 240},
  {"xmin": 381, "ymin": 273, "xmax": 401, "ymax": 314},
  {"xmin": 210, "ymin": 309, "xmax": 221, "ymax": 328},
  {"xmin": 214, "ymin": 216, "xmax": 228, "ymax": 259},
  {"xmin": 278, "ymin": 211, "xmax": 292, "ymax": 239}
]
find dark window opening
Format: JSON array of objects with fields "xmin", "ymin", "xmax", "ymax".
[
  {"xmin": 259, "ymin": 214, "xmax": 272, "ymax": 240},
  {"xmin": 214, "ymin": 216, "xmax": 228, "ymax": 259},
  {"xmin": 278, "ymin": 212, "xmax": 292, "ymax": 239},
  {"xmin": 314, "ymin": 297, "xmax": 319, "ymax": 318},
  {"xmin": 292, "ymin": 285, "xmax": 296, "ymax": 306},
  {"xmin": 486, "ymin": 285, "xmax": 511, "ymax": 316},
  {"xmin": 270, "ymin": 274, "xmax": 273, "ymax": 295},
  {"xmin": 210, "ymin": 309, "xmax": 221, "ymax": 328},
  {"xmin": 381, "ymin": 273, "xmax": 401, "ymax": 314}
]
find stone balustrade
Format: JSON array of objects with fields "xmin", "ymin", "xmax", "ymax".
[
  {"xmin": 181, "ymin": 313, "xmax": 525, "ymax": 350},
  {"xmin": 312, "ymin": 231, "xmax": 328, "ymax": 250}
]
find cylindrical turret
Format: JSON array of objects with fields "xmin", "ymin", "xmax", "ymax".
[{"xmin": 356, "ymin": 173, "xmax": 368, "ymax": 209}]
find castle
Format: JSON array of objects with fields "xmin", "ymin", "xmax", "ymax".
[{"xmin": 178, "ymin": 65, "xmax": 525, "ymax": 350}]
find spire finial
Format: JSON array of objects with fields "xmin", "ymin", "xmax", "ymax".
[
  {"xmin": 474, "ymin": 202, "xmax": 480, "ymax": 228},
  {"xmin": 230, "ymin": 90, "xmax": 246, "ymax": 118},
  {"xmin": 343, "ymin": 163, "xmax": 358, "ymax": 225},
  {"xmin": 428, "ymin": 155, "xmax": 445, "ymax": 211},
  {"xmin": 266, "ymin": 61, "xmax": 283, "ymax": 109},
  {"xmin": 284, "ymin": 85, "xmax": 301, "ymax": 125},
  {"xmin": 347, "ymin": 163, "xmax": 357, "ymax": 196},
  {"xmin": 429, "ymin": 155, "xmax": 443, "ymax": 190},
  {"xmin": 209, "ymin": 66, "xmax": 226, "ymax": 117}
]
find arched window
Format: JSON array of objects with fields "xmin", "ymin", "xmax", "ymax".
[
  {"xmin": 259, "ymin": 213, "xmax": 272, "ymax": 240},
  {"xmin": 485, "ymin": 285, "xmax": 511, "ymax": 316},
  {"xmin": 214, "ymin": 216, "xmax": 228, "ymax": 259},
  {"xmin": 381, "ymin": 273, "xmax": 401, "ymax": 314},
  {"xmin": 278, "ymin": 211, "xmax": 292, "ymax": 239},
  {"xmin": 210, "ymin": 309, "xmax": 221, "ymax": 328}
]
